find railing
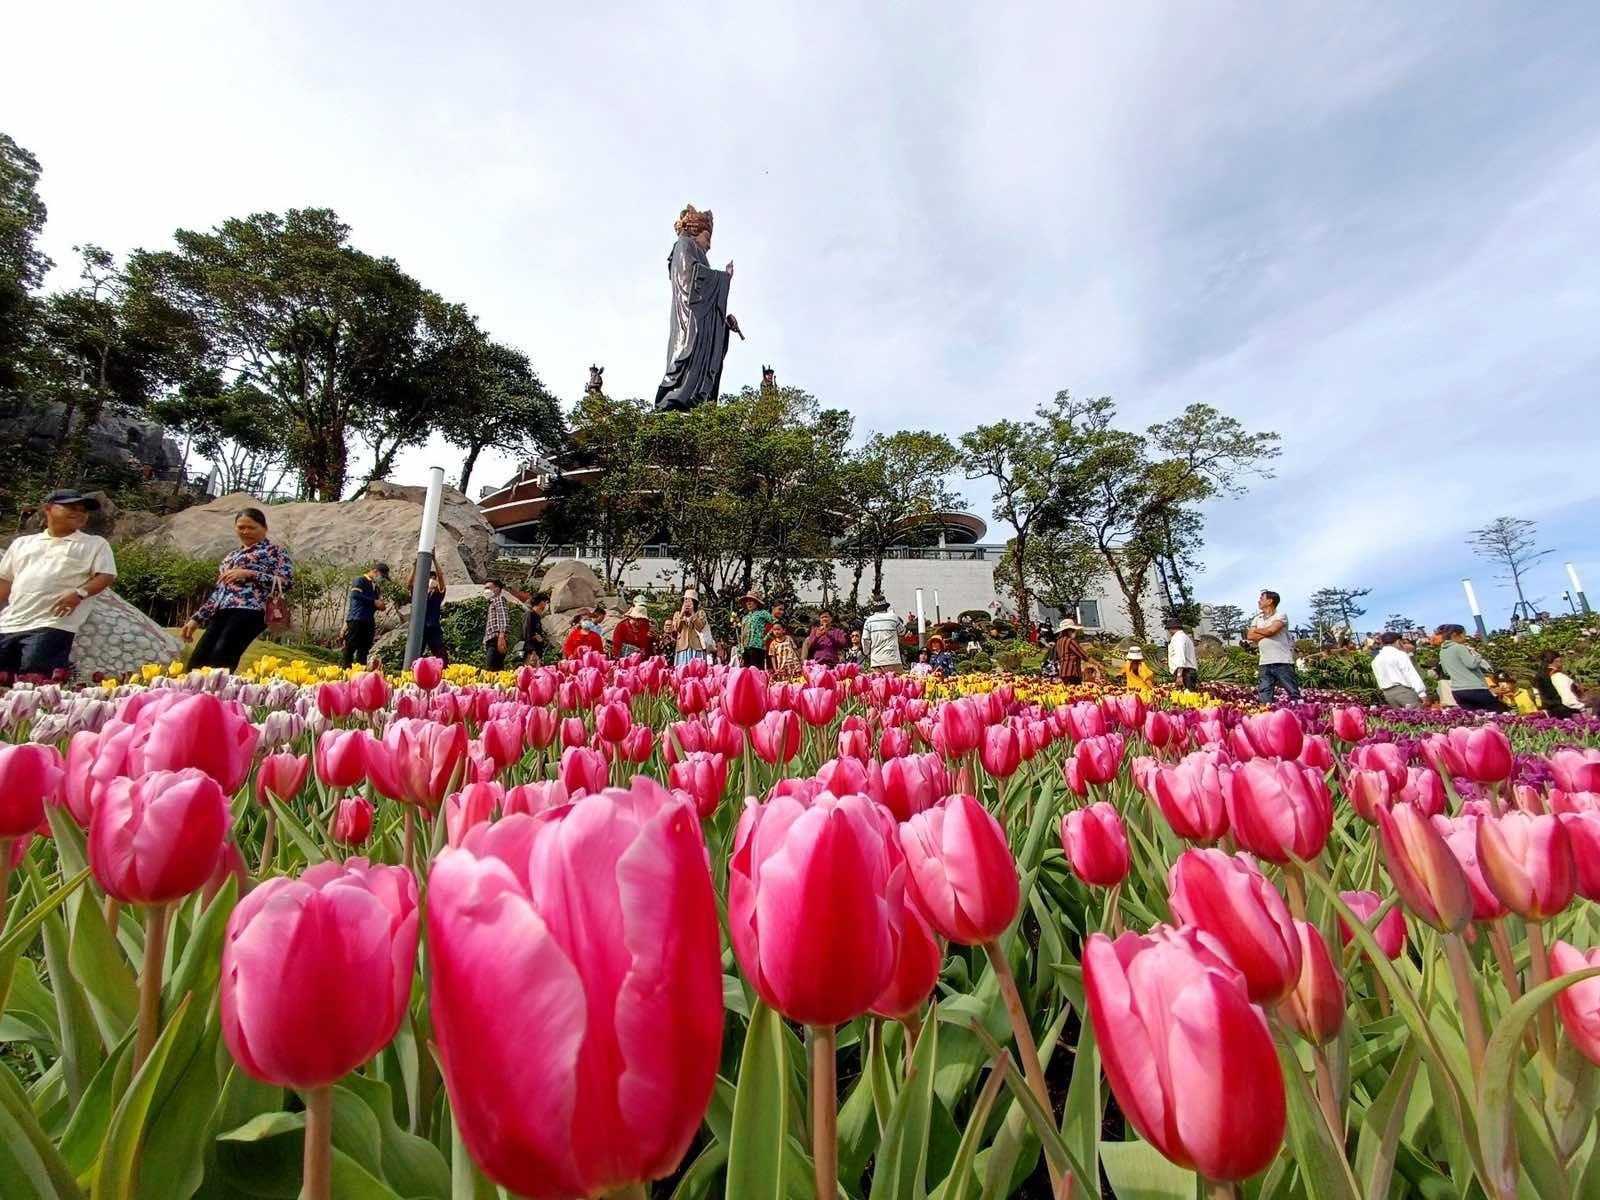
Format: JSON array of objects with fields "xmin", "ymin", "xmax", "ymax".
[{"xmin": 492, "ymin": 543, "xmax": 1004, "ymax": 563}]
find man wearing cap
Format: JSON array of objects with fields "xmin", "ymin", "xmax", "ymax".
[
  {"xmin": 861, "ymin": 596, "xmax": 905, "ymax": 673},
  {"xmin": 665, "ymin": 587, "xmax": 709, "ymax": 666},
  {"xmin": 1165, "ymin": 616, "xmax": 1199, "ymax": 689},
  {"xmin": 342, "ymin": 562, "xmax": 390, "ymax": 669},
  {"xmin": 612, "ymin": 596, "xmax": 655, "ymax": 659},
  {"xmin": 0, "ymin": 490, "xmax": 118, "ymax": 680}
]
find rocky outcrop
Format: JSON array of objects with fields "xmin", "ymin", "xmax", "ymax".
[
  {"xmin": 71, "ymin": 591, "xmax": 183, "ymax": 678},
  {"xmin": 540, "ymin": 560, "xmax": 603, "ymax": 614},
  {"xmin": 138, "ymin": 485, "xmax": 497, "ymax": 583},
  {"xmin": 363, "ymin": 480, "xmax": 497, "ymax": 581},
  {"xmin": 0, "ymin": 402, "xmax": 184, "ymax": 480}
]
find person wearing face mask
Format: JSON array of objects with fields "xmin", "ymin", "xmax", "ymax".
[{"xmin": 563, "ymin": 607, "xmax": 607, "ymax": 658}]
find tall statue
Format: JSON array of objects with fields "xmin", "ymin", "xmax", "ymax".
[
  {"xmin": 585, "ymin": 364, "xmax": 604, "ymax": 396},
  {"xmin": 760, "ymin": 364, "xmax": 777, "ymax": 395},
  {"xmin": 653, "ymin": 204, "xmax": 743, "ymax": 413}
]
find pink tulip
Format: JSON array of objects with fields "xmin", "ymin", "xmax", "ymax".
[
  {"xmin": 1475, "ymin": 811, "xmax": 1575, "ymax": 921},
  {"xmin": 668, "ymin": 752, "xmax": 728, "ymax": 818},
  {"xmin": 1282, "ymin": 921, "xmax": 1344, "ymax": 1045},
  {"xmin": 730, "ymin": 790, "xmax": 903, "ymax": 1026},
  {"xmin": 594, "ymin": 701, "xmax": 632, "ymax": 744},
  {"xmin": 1549, "ymin": 749, "xmax": 1600, "ymax": 795},
  {"xmin": 1151, "ymin": 752, "xmax": 1230, "ymax": 843},
  {"xmin": 878, "ymin": 726, "xmax": 911, "ymax": 760},
  {"xmin": 1337, "ymin": 890, "xmax": 1407, "ymax": 960},
  {"xmin": 1329, "ymin": 706, "xmax": 1366, "ymax": 742},
  {"xmin": 676, "ymin": 679, "xmax": 708, "ymax": 716},
  {"xmin": 1061, "ymin": 803, "xmax": 1130, "ymax": 887},
  {"xmin": 797, "ymin": 686, "xmax": 840, "ymax": 728},
  {"xmin": 979, "ymin": 724, "xmax": 1021, "ymax": 779},
  {"xmin": 90, "ymin": 768, "xmax": 231, "ymax": 904},
  {"xmin": 560, "ymin": 716, "xmax": 588, "ymax": 750},
  {"xmin": 445, "ymin": 782, "xmax": 506, "ymax": 847},
  {"xmin": 316, "ymin": 681, "xmax": 354, "ymax": 719},
  {"xmin": 1399, "ymin": 767, "xmax": 1448, "ymax": 817},
  {"xmin": 1064, "ymin": 701, "xmax": 1106, "ymax": 741},
  {"xmin": 501, "ymin": 780, "xmax": 571, "ymax": 817},
  {"xmin": 751, "ymin": 710, "xmax": 801, "ymax": 766},
  {"xmin": 618, "ymin": 725, "xmax": 653, "ymax": 765},
  {"xmin": 1557, "ymin": 813, "xmax": 1600, "ymax": 902},
  {"xmin": 222, "ymin": 858, "xmax": 417, "ymax": 1089},
  {"xmin": 1084, "ymin": 926, "xmax": 1285, "ymax": 1181},
  {"xmin": 1551, "ymin": 789, "xmax": 1600, "ymax": 815},
  {"xmin": 558, "ymin": 746, "xmax": 609, "ymax": 797},
  {"xmin": 330, "ymin": 795, "xmax": 374, "ymax": 846},
  {"xmin": 1346, "ymin": 768, "xmax": 1393, "ymax": 823},
  {"xmin": 814, "ymin": 755, "xmax": 876, "ymax": 799},
  {"xmin": 878, "ymin": 753, "xmax": 950, "ymax": 822},
  {"xmin": 350, "ymin": 670, "xmax": 391, "ymax": 713},
  {"xmin": 1298, "ymin": 735, "xmax": 1334, "ymax": 772},
  {"xmin": 935, "ymin": 698, "xmax": 983, "ymax": 758},
  {"xmin": 523, "ymin": 706, "xmax": 558, "ymax": 750},
  {"xmin": 872, "ymin": 905, "xmax": 942, "ymax": 1021},
  {"xmin": 429, "ymin": 781, "xmax": 721, "ymax": 1197},
  {"xmin": 138, "ymin": 692, "xmax": 259, "ymax": 794},
  {"xmin": 1103, "ymin": 693, "xmax": 1146, "ymax": 730},
  {"xmin": 1440, "ymin": 726, "xmax": 1514, "ymax": 784},
  {"xmin": 383, "ymin": 718, "xmax": 469, "ymax": 812},
  {"xmin": 1376, "ymin": 804, "xmax": 1473, "ymax": 932},
  {"xmin": 1142, "ymin": 710, "xmax": 1176, "ymax": 749},
  {"xmin": 723, "ymin": 666, "xmax": 770, "ymax": 727},
  {"xmin": 1071, "ymin": 733, "xmax": 1126, "ymax": 787},
  {"xmin": 254, "ymin": 752, "xmax": 310, "ymax": 809},
  {"xmin": 60, "ymin": 730, "xmax": 99, "ymax": 827},
  {"xmin": 1168, "ymin": 849, "xmax": 1301, "ymax": 1004},
  {"xmin": 1434, "ymin": 815, "xmax": 1509, "ymax": 921},
  {"xmin": 0, "ymin": 743, "xmax": 64, "ymax": 839},
  {"xmin": 1222, "ymin": 758, "xmax": 1332, "ymax": 863},
  {"xmin": 480, "ymin": 718, "xmax": 524, "ymax": 770},
  {"xmin": 1241, "ymin": 709, "xmax": 1303, "ymax": 760},
  {"xmin": 316, "ymin": 729, "xmax": 368, "ymax": 791},
  {"xmin": 413, "ymin": 656, "xmax": 443, "ymax": 691},
  {"xmin": 706, "ymin": 713, "xmax": 745, "ymax": 759},
  {"xmin": 900, "ymin": 794, "xmax": 1019, "ymax": 945},
  {"xmin": 1349, "ymin": 742, "xmax": 1409, "ymax": 792},
  {"xmin": 1550, "ymin": 941, "xmax": 1600, "ymax": 1067}
]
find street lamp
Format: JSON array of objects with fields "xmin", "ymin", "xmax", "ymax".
[
  {"xmin": 1462, "ymin": 578, "xmax": 1488, "ymax": 638},
  {"xmin": 1567, "ymin": 562, "xmax": 1591, "ymax": 614},
  {"xmin": 402, "ymin": 467, "xmax": 447, "ymax": 669}
]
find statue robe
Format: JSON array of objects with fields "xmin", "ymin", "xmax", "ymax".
[{"xmin": 653, "ymin": 235, "xmax": 731, "ymax": 413}]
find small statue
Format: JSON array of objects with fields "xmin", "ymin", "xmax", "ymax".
[
  {"xmin": 654, "ymin": 205, "xmax": 742, "ymax": 413},
  {"xmin": 585, "ymin": 364, "xmax": 604, "ymax": 396},
  {"xmin": 760, "ymin": 364, "xmax": 777, "ymax": 395}
]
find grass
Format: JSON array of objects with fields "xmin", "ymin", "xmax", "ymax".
[{"xmin": 165, "ymin": 629, "xmax": 342, "ymax": 671}]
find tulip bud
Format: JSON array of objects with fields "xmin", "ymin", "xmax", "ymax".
[
  {"xmin": 1549, "ymin": 749, "xmax": 1600, "ymax": 795},
  {"xmin": 878, "ymin": 753, "xmax": 948, "ymax": 822},
  {"xmin": 316, "ymin": 729, "xmax": 368, "ymax": 790},
  {"xmin": 1071, "ymin": 733, "xmax": 1126, "ymax": 787},
  {"xmin": 1337, "ymin": 890, "xmax": 1407, "ymax": 960},
  {"xmin": 1084, "ymin": 926, "xmax": 1285, "ymax": 1181},
  {"xmin": 723, "ymin": 667, "xmax": 770, "ymax": 727},
  {"xmin": 900, "ymin": 794, "xmax": 1019, "ymax": 945},
  {"xmin": 90, "ymin": 768, "xmax": 231, "ymax": 905},
  {"xmin": 558, "ymin": 746, "xmax": 609, "ymax": 797},
  {"xmin": 223, "ymin": 859, "xmax": 418, "ymax": 1089},
  {"xmin": 330, "ymin": 795, "xmax": 374, "ymax": 846},
  {"xmin": 1345, "ymin": 768, "xmax": 1393, "ymax": 824},
  {"xmin": 1061, "ymin": 802, "xmax": 1130, "ymax": 888},
  {"xmin": 1151, "ymin": 751, "xmax": 1229, "ymax": 843},
  {"xmin": 1474, "ymin": 811, "xmax": 1576, "ymax": 921},
  {"xmin": 1241, "ymin": 709, "xmax": 1304, "ymax": 760},
  {"xmin": 254, "ymin": 752, "xmax": 310, "ymax": 809},
  {"xmin": 979, "ymin": 724, "xmax": 1022, "ymax": 779},
  {"xmin": 1349, "ymin": 742, "xmax": 1409, "ymax": 791},
  {"xmin": 350, "ymin": 670, "xmax": 391, "ymax": 713},
  {"xmin": 1441, "ymin": 726, "xmax": 1514, "ymax": 784},
  {"xmin": 1376, "ymin": 803, "xmax": 1473, "ymax": 932},
  {"xmin": 1557, "ymin": 812, "xmax": 1600, "ymax": 902},
  {"xmin": 935, "ymin": 698, "xmax": 983, "ymax": 759},
  {"xmin": 1281, "ymin": 921, "xmax": 1344, "ymax": 1045},
  {"xmin": 1550, "ymin": 941, "xmax": 1600, "ymax": 1067},
  {"xmin": 0, "ymin": 743, "xmax": 64, "ymax": 839},
  {"xmin": 1168, "ymin": 848, "xmax": 1302, "ymax": 1004},
  {"xmin": 1329, "ymin": 706, "xmax": 1366, "ymax": 743},
  {"xmin": 413, "ymin": 657, "xmax": 443, "ymax": 691},
  {"xmin": 668, "ymin": 752, "xmax": 728, "ymax": 818},
  {"xmin": 750, "ymin": 710, "xmax": 801, "ymax": 766},
  {"xmin": 1222, "ymin": 758, "xmax": 1332, "ymax": 864},
  {"xmin": 445, "ymin": 782, "xmax": 506, "ymax": 847}
]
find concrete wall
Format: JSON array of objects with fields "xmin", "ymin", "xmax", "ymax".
[{"xmin": 518, "ymin": 545, "xmax": 1163, "ymax": 637}]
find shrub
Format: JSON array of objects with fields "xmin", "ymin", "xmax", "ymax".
[{"xmin": 110, "ymin": 542, "xmax": 219, "ymax": 626}]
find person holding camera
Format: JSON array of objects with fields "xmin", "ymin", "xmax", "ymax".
[{"xmin": 665, "ymin": 587, "xmax": 710, "ymax": 667}]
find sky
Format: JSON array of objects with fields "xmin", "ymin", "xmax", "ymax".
[{"xmin": 6, "ymin": 2, "xmax": 1598, "ymax": 628}]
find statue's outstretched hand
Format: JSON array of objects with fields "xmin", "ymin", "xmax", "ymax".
[
  {"xmin": 725, "ymin": 260, "xmax": 734, "ymax": 277},
  {"xmin": 726, "ymin": 313, "xmax": 744, "ymax": 340}
]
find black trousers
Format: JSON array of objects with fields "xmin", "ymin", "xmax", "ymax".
[
  {"xmin": 342, "ymin": 619, "xmax": 376, "ymax": 668},
  {"xmin": 1454, "ymin": 688, "xmax": 1506, "ymax": 713},
  {"xmin": 188, "ymin": 608, "xmax": 267, "ymax": 672},
  {"xmin": 1174, "ymin": 666, "xmax": 1199, "ymax": 689},
  {"xmin": 0, "ymin": 627, "xmax": 75, "ymax": 678},
  {"xmin": 483, "ymin": 638, "xmax": 507, "ymax": 670},
  {"xmin": 423, "ymin": 626, "xmax": 448, "ymax": 663},
  {"xmin": 742, "ymin": 647, "xmax": 767, "ymax": 669}
]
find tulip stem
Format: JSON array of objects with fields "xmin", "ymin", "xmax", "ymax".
[
  {"xmin": 607, "ymin": 1186, "xmax": 648, "ymax": 1200},
  {"xmin": 1205, "ymin": 1181, "xmax": 1242, "ymax": 1200},
  {"xmin": 259, "ymin": 811, "xmax": 277, "ymax": 876},
  {"xmin": 303, "ymin": 1085, "xmax": 333, "ymax": 1200},
  {"xmin": 1526, "ymin": 923, "xmax": 1559, "ymax": 1072},
  {"xmin": 1311, "ymin": 1044, "xmax": 1343, "ymax": 1144},
  {"xmin": 403, "ymin": 808, "xmax": 416, "ymax": 875},
  {"xmin": 0, "ymin": 843, "xmax": 11, "ymax": 931},
  {"xmin": 1283, "ymin": 865, "xmax": 1307, "ymax": 921},
  {"xmin": 810, "ymin": 1023, "xmax": 839, "ymax": 1200},
  {"xmin": 133, "ymin": 903, "xmax": 170, "ymax": 1075},
  {"xmin": 1486, "ymin": 921, "xmax": 1522, "ymax": 1005},
  {"xmin": 1442, "ymin": 933, "xmax": 1487, "ymax": 1080},
  {"xmin": 983, "ymin": 939, "xmax": 1070, "ymax": 1198}
]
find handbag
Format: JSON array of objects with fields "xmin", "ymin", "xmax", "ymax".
[{"xmin": 265, "ymin": 576, "xmax": 291, "ymax": 635}]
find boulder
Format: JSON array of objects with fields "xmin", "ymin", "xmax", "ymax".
[
  {"xmin": 364, "ymin": 480, "xmax": 498, "ymax": 581},
  {"xmin": 138, "ymin": 486, "xmax": 493, "ymax": 584},
  {"xmin": 71, "ymin": 591, "xmax": 183, "ymax": 679},
  {"xmin": 112, "ymin": 510, "xmax": 163, "ymax": 541},
  {"xmin": 540, "ymin": 560, "xmax": 603, "ymax": 614},
  {"xmin": 18, "ymin": 491, "xmax": 120, "ymax": 539}
]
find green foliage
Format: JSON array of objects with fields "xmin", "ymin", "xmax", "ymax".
[
  {"xmin": 107, "ymin": 542, "xmax": 218, "ymax": 627},
  {"xmin": 0, "ymin": 131, "xmax": 50, "ymax": 395},
  {"xmin": 1203, "ymin": 602, "xmax": 1247, "ymax": 640},
  {"xmin": 375, "ymin": 597, "xmax": 497, "ymax": 671},
  {"xmin": 1308, "ymin": 586, "xmax": 1371, "ymax": 637}
]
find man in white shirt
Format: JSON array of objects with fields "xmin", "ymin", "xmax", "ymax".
[
  {"xmin": 1164, "ymin": 615, "xmax": 1199, "ymax": 689},
  {"xmin": 1371, "ymin": 631, "xmax": 1426, "ymax": 708},
  {"xmin": 1243, "ymin": 589, "xmax": 1300, "ymax": 703},
  {"xmin": 0, "ymin": 490, "xmax": 118, "ymax": 680},
  {"xmin": 860, "ymin": 596, "xmax": 905, "ymax": 672}
]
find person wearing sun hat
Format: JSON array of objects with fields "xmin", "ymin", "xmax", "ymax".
[
  {"xmin": 665, "ymin": 586, "xmax": 710, "ymax": 666},
  {"xmin": 1122, "ymin": 644, "xmax": 1156, "ymax": 696},
  {"xmin": 612, "ymin": 595, "xmax": 655, "ymax": 659},
  {"xmin": 735, "ymin": 589, "xmax": 776, "ymax": 668},
  {"xmin": 1052, "ymin": 616, "xmax": 1088, "ymax": 685},
  {"xmin": 0, "ymin": 488, "xmax": 118, "ymax": 680}
]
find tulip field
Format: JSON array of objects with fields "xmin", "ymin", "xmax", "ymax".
[{"xmin": 4, "ymin": 657, "xmax": 1600, "ymax": 1200}]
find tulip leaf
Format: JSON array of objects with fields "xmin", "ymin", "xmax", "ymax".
[
  {"xmin": 66, "ymin": 890, "xmax": 137, "ymax": 1050},
  {"xmin": 725, "ymin": 1000, "xmax": 789, "ymax": 1200},
  {"xmin": 1352, "ymin": 1037, "xmax": 1419, "ymax": 1200},
  {"xmin": 1099, "ymin": 1140, "xmax": 1196, "ymax": 1200},
  {"xmin": 165, "ymin": 877, "xmax": 238, "ymax": 1010},
  {"xmin": 90, "ymin": 990, "xmax": 195, "ymax": 1200},
  {"xmin": 967, "ymin": 1017, "xmax": 1094, "ymax": 1190},
  {"xmin": 1547, "ymin": 1030, "xmax": 1600, "ymax": 1162},
  {"xmin": 669, "ymin": 1140, "xmax": 729, "ymax": 1200},
  {"xmin": 45, "ymin": 806, "xmax": 90, "ymax": 880},
  {"xmin": 0, "ymin": 1060, "xmax": 84, "ymax": 1199},
  {"xmin": 869, "ymin": 1008, "xmax": 937, "ymax": 1200},
  {"xmin": 936, "ymin": 1057, "xmax": 1005, "ymax": 1200},
  {"xmin": 0, "ymin": 867, "xmax": 92, "ymax": 1011},
  {"xmin": 57, "ymin": 1035, "xmax": 132, "ymax": 1179},
  {"xmin": 1271, "ymin": 1032, "xmax": 1359, "ymax": 1200},
  {"xmin": 132, "ymin": 1014, "xmax": 224, "ymax": 1200},
  {"xmin": 837, "ymin": 1070, "xmax": 880, "ymax": 1196},
  {"xmin": 1479, "ymin": 966, "xmax": 1600, "ymax": 1200},
  {"xmin": 267, "ymin": 796, "xmax": 326, "ymax": 866},
  {"xmin": 216, "ymin": 1109, "xmax": 305, "ymax": 1142},
  {"xmin": 340, "ymin": 1074, "xmax": 450, "ymax": 1200},
  {"xmin": 1058, "ymin": 1004, "xmax": 1100, "ymax": 1182},
  {"xmin": 866, "ymin": 1019, "xmax": 897, "ymax": 1136},
  {"xmin": 41, "ymin": 906, "xmax": 103, "ymax": 1106}
]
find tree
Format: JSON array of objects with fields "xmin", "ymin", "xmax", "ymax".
[
  {"xmin": 959, "ymin": 414, "xmax": 1076, "ymax": 623},
  {"xmin": 841, "ymin": 430, "xmax": 959, "ymax": 599},
  {"xmin": 1468, "ymin": 517, "xmax": 1550, "ymax": 620},
  {"xmin": 1308, "ymin": 586, "xmax": 1371, "ymax": 638},
  {"xmin": 992, "ymin": 526, "xmax": 1101, "ymax": 620},
  {"xmin": 1204, "ymin": 603, "xmax": 1247, "ymax": 640},
  {"xmin": 542, "ymin": 391, "xmax": 659, "ymax": 589},
  {"xmin": 147, "ymin": 375, "xmax": 291, "ymax": 495},
  {"xmin": 1383, "ymin": 613, "xmax": 1418, "ymax": 634},
  {"xmin": 437, "ymin": 342, "xmax": 563, "ymax": 495},
  {"xmin": 124, "ymin": 208, "xmax": 478, "ymax": 500},
  {"xmin": 0, "ymin": 132, "xmax": 50, "ymax": 394}
]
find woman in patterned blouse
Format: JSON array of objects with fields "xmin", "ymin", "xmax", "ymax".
[{"xmin": 181, "ymin": 507, "xmax": 294, "ymax": 671}]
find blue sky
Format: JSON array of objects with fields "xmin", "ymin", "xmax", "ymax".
[{"xmin": 6, "ymin": 2, "xmax": 1597, "ymax": 626}]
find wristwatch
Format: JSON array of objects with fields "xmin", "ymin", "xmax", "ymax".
[{"xmin": 73, "ymin": 587, "xmax": 89, "ymax": 599}]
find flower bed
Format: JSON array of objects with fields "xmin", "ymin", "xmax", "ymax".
[{"xmin": 2, "ymin": 656, "xmax": 1599, "ymax": 1199}]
